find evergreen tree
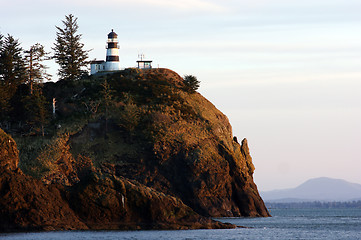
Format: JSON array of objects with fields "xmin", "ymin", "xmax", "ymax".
[
  {"xmin": 0, "ymin": 33, "xmax": 8, "ymax": 122},
  {"xmin": 101, "ymin": 79, "xmax": 116, "ymax": 133},
  {"xmin": 53, "ymin": 14, "xmax": 89, "ymax": 81},
  {"xmin": 117, "ymin": 94, "xmax": 140, "ymax": 134},
  {"xmin": 0, "ymin": 83, "xmax": 11, "ymax": 125},
  {"xmin": 23, "ymin": 86, "xmax": 49, "ymax": 136},
  {"xmin": 0, "ymin": 34, "xmax": 27, "ymax": 96},
  {"xmin": 0, "ymin": 33, "xmax": 3, "ymax": 72},
  {"xmin": 24, "ymin": 43, "xmax": 51, "ymax": 94},
  {"xmin": 0, "ymin": 34, "xmax": 27, "ymax": 123},
  {"xmin": 183, "ymin": 75, "xmax": 200, "ymax": 93}
]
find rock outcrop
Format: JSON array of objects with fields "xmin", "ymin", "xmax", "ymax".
[
  {"xmin": 0, "ymin": 129, "xmax": 19, "ymax": 171},
  {"xmin": 68, "ymin": 171, "xmax": 233, "ymax": 230},
  {"xmin": 2, "ymin": 68, "xmax": 269, "ymax": 231},
  {"xmin": 66, "ymin": 69, "xmax": 270, "ymax": 218},
  {"xmin": 0, "ymin": 129, "xmax": 234, "ymax": 231},
  {"xmin": 0, "ymin": 129, "xmax": 87, "ymax": 231}
]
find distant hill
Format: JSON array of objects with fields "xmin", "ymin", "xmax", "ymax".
[{"xmin": 261, "ymin": 177, "xmax": 361, "ymax": 202}]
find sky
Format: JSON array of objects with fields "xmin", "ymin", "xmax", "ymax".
[{"xmin": 1, "ymin": 0, "xmax": 360, "ymax": 191}]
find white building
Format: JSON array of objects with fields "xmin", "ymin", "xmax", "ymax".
[
  {"xmin": 90, "ymin": 30, "xmax": 122, "ymax": 75},
  {"xmin": 136, "ymin": 60, "xmax": 153, "ymax": 69}
]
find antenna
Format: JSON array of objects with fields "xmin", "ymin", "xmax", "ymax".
[{"xmin": 138, "ymin": 53, "xmax": 145, "ymax": 61}]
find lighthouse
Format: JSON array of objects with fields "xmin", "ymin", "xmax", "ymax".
[
  {"xmin": 90, "ymin": 29, "xmax": 122, "ymax": 74},
  {"xmin": 104, "ymin": 29, "xmax": 121, "ymax": 71}
]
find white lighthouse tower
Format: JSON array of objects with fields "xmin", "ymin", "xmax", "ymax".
[
  {"xmin": 104, "ymin": 29, "xmax": 121, "ymax": 71},
  {"xmin": 90, "ymin": 29, "xmax": 122, "ymax": 74}
]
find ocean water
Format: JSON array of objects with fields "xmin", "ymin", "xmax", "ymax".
[{"xmin": 1, "ymin": 208, "xmax": 361, "ymax": 240}]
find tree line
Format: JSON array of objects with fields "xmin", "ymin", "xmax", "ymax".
[
  {"xmin": 1, "ymin": 14, "xmax": 201, "ymax": 136},
  {"xmin": 0, "ymin": 14, "xmax": 89, "ymax": 134},
  {"xmin": 266, "ymin": 201, "xmax": 361, "ymax": 209}
]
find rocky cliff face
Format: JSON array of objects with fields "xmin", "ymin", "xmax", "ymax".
[
  {"xmin": 2, "ymin": 68, "xmax": 269, "ymax": 231},
  {"xmin": 0, "ymin": 129, "xmax": 19, "ymax": 171},
  {"xmin": 0, "ymin": 129, "xmax": 87, "ymax": 231},
  {"xmin": 0, "ymin": 129, "xmax": 233, "ymax": 231},
  {"xmin": 66, "ymin": 68, "xmax": 269, "ymax": 218}
]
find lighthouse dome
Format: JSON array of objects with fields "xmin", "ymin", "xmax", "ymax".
[{"xmin": 108, "ymin": 29, "xmax": 118, "ymax": 39}]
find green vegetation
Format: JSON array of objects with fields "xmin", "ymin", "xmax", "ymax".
[
  {"xmin": 16, "ymin": 134, "xmax": 67, "ymax": 178},
  {"xmin": 0, "ymin": 34, "xmax": 27, "ymax": 124},
  {"xmin": 23, "ymin": 86, "xmax": 49, "ymax": 136},
  {"xmin": 0, "ymin": 67, "xmax": 269, "ymax": 219},
  {"xmin": 1, "ymin": 14, "xmax": 90, "ymax": 130},
  {"xmin": 0, "ymin": 16, "xmax": 270, "ymax": 223},
  {"xmin": 0, "ymin": 34, "xmax": 27, "ymax": 95},
  {"xmin": 183, "ymin": 75, "xmax": 200, "ymax": 93},
  {"xmin": 1, "ymin": 45, "xmax": 232, "ymax": 186},
  {"xmin": 53, "ymin": 14, "xmax": 90, "ymax": 81},
  {"xmin": 7, "ymin": 69, "xmax": 207, "ymax": 177},
  {"xmin": 0, "ymin": 12, "xmax": 226, "ymax": 185},
  {"xmin": 24, "ymin": 43, "xmax": 51, "ymax": 94}
]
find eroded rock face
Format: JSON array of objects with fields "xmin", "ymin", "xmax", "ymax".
[
  {"xmin": 0, "ymin": 129, "xmax": 234, "ymax": 231},
  {"xmin": 145, "ymin": 70, "xmax": 269, "ymax": 217},
  {"xmin": 68, "ymin": 172, "xmax": 234, "ymax": 230},
  {"xmin": 52, "ymin": 69, "xmax": 270, "ymax": 218},
  {"xmin": 0, "ymin": 168, "xmax": 88, "ymax": 231},
  {"xmin": 67, "ymin": 123, "xmax": 270, "ymax": 218},
  {"xmin": 0, "ymin": 128, "xmax": 19, "ymax": 171},
  {"xmin": 3, "ymin": 68, "xmax": 270, "ymax": 231},
  {"xmin": 146, "ymin": 135, "xmax": 270, "ymax": 218},
  {"xmin": 0, "ymin": 129, "xmax": 87, "ymax": 231}
]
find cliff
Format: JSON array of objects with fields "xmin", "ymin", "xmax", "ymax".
[
  {"xmin": 1, "ymin": 68, "xmax": 269, "ymax": 231},
  {"xmin": 0, "ymin": 129, "xmax": 233, "ymax": 231}
]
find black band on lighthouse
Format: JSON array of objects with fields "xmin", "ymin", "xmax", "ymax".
[
  {"xmin": 106, "ymin": 56, "xmax": 119, "ymax": 62},
  {"xmin": 107, "ymin": 42, "xmax": 118, "ymax": 48}
]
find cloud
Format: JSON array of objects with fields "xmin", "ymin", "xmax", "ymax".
[{"xmin": 59, "ymin": 0, "xmax": 227, "ymax": 12}]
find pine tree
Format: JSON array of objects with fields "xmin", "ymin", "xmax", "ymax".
[
  {"xmin": 0, "ymin": 83, "xmax": 11, "ymax": 124},
  {"xmin": 183, "ymin": 75, "xmax": 200, "ymax": 93},
  {"xmin": 24, "ymin": 43, "xmax": 51, "ymax": 94},
  {"xmin": 0, "ymin": 34, "xmax": 27, "ymax": 96},
  {"xmin": 101, "ymin": 79, "xmax": 116, "ymax": 133},
  {"xmin": 117, "ymin": 94, "xmax": 140, "ymax": 135},
  {"xmin": 0, "ymin": 34, "xmax": 27, "ymax": 123},
  {"xmin": 0, "ymin": 33, "xmax": 8, "ymax": 122},
  {"xmin": 53, "ymin": 14, "xmax": 89, "ymax": 81},
  {"xmin": 23, "ymin": 86, "xmax": 48, "ymax": 136},
  {"xmin": 0, "ymin": 33, "xmax": 3, "ymax": 74}
]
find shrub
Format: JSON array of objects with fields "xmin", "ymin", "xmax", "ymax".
[{"xmin": 183, "ymin": 75, "xmax": 200, "ymax": 93}]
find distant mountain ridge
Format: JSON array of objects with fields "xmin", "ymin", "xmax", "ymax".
[{"xmin": 261, "ymin": 177, "xmax": 361, "ymax": 202}]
